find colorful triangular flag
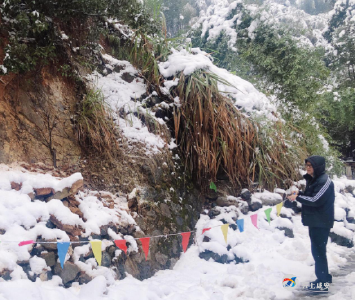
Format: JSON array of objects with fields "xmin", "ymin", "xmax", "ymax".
[
  {"xmin": 114, "ymin": 240, "xmax": 128, "ymax": 254},
  {"xmin": 236, "ymin": 219, "xmax": 244, "ymax": 232},
  {"xmin": 221, "ymin": 224, "xmax": 229, "ymax": 243},
  {"xmin": 57, "ymin": 242, "xmax": 70, "ymax": 269},
  {"xmin": 140, "ymin": 237, "xmax": 150, "ymax": 260},
  {"xmin": 250, "ymin": 214, "xmax": 259, "ymax": 230},
  {"xmin": 202, "ymin": 228, "xmax": 211, "ymax": 234},
  {"xmin": 276, "ymin": 202, "xmax": 283, "ymax": 217},
  {"xmin": 180, "ymin": 232, "xmax": 191, "ymax": 253},
  {"xmin": 90, "ymin": 241, "xmax": 102, "ymax": 266},
  {"xmin": 264, "ymin": 208, "xmax": 272, "ymax": 224},
  {"xmin": 18, "ymin": 240, "xmax": 34, "ymax": 247},
  {"xmin": 209, "ymin": 181, "xmax": 217, "ymax": 192}
]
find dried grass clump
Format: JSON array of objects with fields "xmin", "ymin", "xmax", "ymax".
[
  {"xmin": 76, "ymin": 89, "xmax": 121, "ymax": 160},
  {"xmin": 173, "ymin": 70, "xmax": 303, "ymax": 190}
]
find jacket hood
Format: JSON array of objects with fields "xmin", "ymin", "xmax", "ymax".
[{"xmin": 305, "ymin": 155, "xmax": 326, "ymax": 178}]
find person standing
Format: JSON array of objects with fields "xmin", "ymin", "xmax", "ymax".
[{"xmin": 288, "ymin": 155, "xmax": 335, "ymax": 292}]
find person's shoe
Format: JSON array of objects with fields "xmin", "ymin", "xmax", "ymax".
[{"xmin": 327, "ymin": 274, "xmax": 332, "ymax": 284}]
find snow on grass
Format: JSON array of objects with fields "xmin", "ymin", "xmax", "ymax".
[
  {"xmin": 87, "ymin": 54, "xmax": 167, "ymax": 155},
  {"xmin": 159, "ymin": 48, "xmax": 278, "ymax": 120}
]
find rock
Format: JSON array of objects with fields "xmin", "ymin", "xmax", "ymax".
[
  {"xmin": 41, "ymin": 252, "xmax": 56, "ymax": 267},
  {"xmin": 68, "ymin": 206, "xmax": 83, "ymax": 219},
  {"xmin": 208, "ymin": 207, "xmax": 221, "ymax": 219},
  {"xmin": 254, "ymin": 192, "xmax": 282, "ymax": 206},
  {"xmin": 277, "ymin": 227, "xmax": 294, "ymax": 238},
  {"xmin": 119, "ymin": 224, "xmax": 136, "ymax": 235},
  {"xmin": 39, "ymin": 271, "xmax": 53, "ymax": 281},
  {"xmin": 199, "ymin": 250, "xmax": 229, "ymax": 264},
  {"xmin": 216, "ymin": 197, "xmax": 237, "ymax": 207},
  {"xmin": 128, "ymin": 197, "xmax": 138, "ymax": 212},
  {"xmin": 330, "ymin": 232, "xmax": 354, "ymax": 248},
  {"xmin": 0, "ymin": 269, "xmax": 11, "ymax": 281},
  {"xmin": 78, "ymin": 272, "xmax": 93, "ymax": 284},
  {"xmin": 176, "ymin": 216, "xmax": 183, "ymax": 226},
  {"xmin": 121, "ymin": 72, "xmax": 135, "ymax": 83},
  {"xmin": 234, "ymin": 254, "xmax": 249, "ymax": 264},
  {"xmin": 284, "ymin": 199, "xmax": 302, "ymax": 213},
  {"xmin": 240, "ymin": 204, "xmax": 249, "ymax": 214},
  {"xmin": 53, "ymin": 262, "xmax": 80, "ymax": 285},
  {"xmin": 102, "ymin": 252, "xmax": 112, "ymax": 267},
  {"xmin": 27, "ymin": 192, "xmax": 35, "ymax": 200},
  {"xmin": 205, "ymin": 190, "xmax": 218, "ymax": 201},
  {"xmin": 34, "ymin": 187, "xmax": 54, "ymax": 196},
  {"xmin": 40, "ymin": 239, "xmax": 58, "ymax": 251},
  {"xmin": 49, "ymin": 215, "xmax": 82, "ymax": 236},
  {"xmin": 69, "ymin": 179, "xmax": 83, "ymax": 194},
  {"xmin": 279, "ymin": 213, "xmax": 293, "ymax": 221},
  {"xmin": 45, "ymin": 219, "xmax": 56, "ymax": 229},
  {"xmin": 155, "ymin": 252, "xmax": 168, "ymax": 266},
  {"xmin": 160, "ymin": 203, "xmax": 172, "ymax": 218},
  {"xmin": 11, "ymin": 181, "xmax": 22, "ymax": 191},
  {"xmin": 240, "ymin": 189, "xmax": 252, "ymax": 201},
  {"xmin": 47, "ymin": 187, "xmax": 70, "ymax": 201},
  {"xmin": 248, "ymin": 200, "xmax": 262, "ymax": 212}
]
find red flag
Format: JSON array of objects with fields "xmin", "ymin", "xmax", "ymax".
[
  {"xmin": 202, "ymin": 228, "xmax": 211, "ymax": 234},
  {"xmin": 114, "ymin": 240, "xmax": 127, "ymax": 254},
  {"xmin": 18, "ymin": 240, "xmax": 34, "ymax": 246},
  {"xmin": 180, "ymin": 232, "xmax": 191, "ymax": 253},
  {"xmin": 139, "ymin": 237, "xmax": 150, "ymax": 260}
]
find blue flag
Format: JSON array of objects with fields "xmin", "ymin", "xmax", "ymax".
[
  {"xmin": 236, "ymin": 219, "xmax": 244, "ymax": 232},
  {"xmin": 57, "ymin": 242, "xmax": 70, "ymax": 269}
]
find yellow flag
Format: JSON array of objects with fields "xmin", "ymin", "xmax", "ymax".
[
  {"xmin": 276, "ymin": 202, "xmax": 283, "ymax": 217},
  {"xmin": 90, "ymin": 241, "xmax": 102, "ymax": 266},
  {"xmin": 221, "ymin": 224, "xmax": 229, "ymax": 244}
]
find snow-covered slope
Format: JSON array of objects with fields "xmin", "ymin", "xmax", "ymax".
[
  {"xmin": 192, "ymin": 0, "xmax": 332, "ymax": 49},
  {"xmin": 1, "ymin": 163, "xmax": 355, "ymax": 299}
]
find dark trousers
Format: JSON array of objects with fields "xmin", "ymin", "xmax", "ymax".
[{"xmin": 309, "ymin": 227, "xmax": 331, "ymax": 282}]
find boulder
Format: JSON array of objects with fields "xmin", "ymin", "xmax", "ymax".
[
  {"xmin": 40, "ymin": 252, "xmax": 56, "ymax": 267},
  {"xmin": 53, "ymin": 262, "xmax": 80, "ymax": 285},
  {"xmin": 277, "ymin": 227, "xmax": 294, "ymax": 238},
  {"xmin": 248, "ymin": 200, "xmax": 262, "ymax": 212},
  {"xmin": 240, "ymin": 189, "xmax": 252, "ymax": 201},
  {"xmin": 69, "ymin": 179, "xmax": 83, "ymax": 194},
  {"xmin": 11, "ymin": 181, "xmax": 22, "ymax": 191},
  {"xmin": 199, "ymin": 250, "xmax": 229, "ymax": 264},
  {"xmin": 47, "ymin": 187, "xmax": 70, "ymax": 201},
  {"xmin": 216, "ymin": 197, "xmax": 239, "ymax": 207},
  {"xmin": 34, "ymin": 187, "xmax": 54, "ymax": 196},
  {"xmin": 329, "ymin": 232, "xmax": 354, "ymax": 248},
  {"xmin": 49, "ymin": 215, "xmax": 82, "ymax": 236},
  {"xmin": 254, "ymin": 191, "xmax": 282, "ymax": 206}
]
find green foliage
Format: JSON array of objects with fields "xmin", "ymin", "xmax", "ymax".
[
  {"xmin": 0, "ymin": 0, "xmax": 160, "ymax": 74},
  {"xmin": 237, "ymin": 24, "xmax": 329, "ymax": 108}
]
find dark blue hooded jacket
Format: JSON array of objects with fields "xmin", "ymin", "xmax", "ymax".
[{"xmin": 296, "ymin": 156, "xmax": 335, "ymax": 228}]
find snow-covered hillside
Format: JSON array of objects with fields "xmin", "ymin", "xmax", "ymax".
[
  {"xmin": 1, "ymin": 162, "xmax": 355, "ymax": 299},
  {"xmin": 192, "ymin": 0, "xmax": 332, "ymax": 49}
]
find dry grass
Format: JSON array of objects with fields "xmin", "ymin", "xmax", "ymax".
[
  {"xmin": 173, "ymin": 70, "xmax": 303, "ymax": 190},
  {"xmin": 105, "ymin": 29, "xmax": 303, "ymax": 191},
  {"xmin": 76, "ymin": 89, "xmax": 121, "ymax": 160}
]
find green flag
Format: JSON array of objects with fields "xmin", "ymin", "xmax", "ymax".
[
  {"xmin": 264, "ymin": 207, "xmax": 272, "ymax": 224},
  {"xmin": 209, "ymin": 181, "xmax": 217, "ymax": 192}
]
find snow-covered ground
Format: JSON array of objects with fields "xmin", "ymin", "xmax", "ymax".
[{"xmin": 1, "ymin": 162, "xmax": 355, "ymax": 300}]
